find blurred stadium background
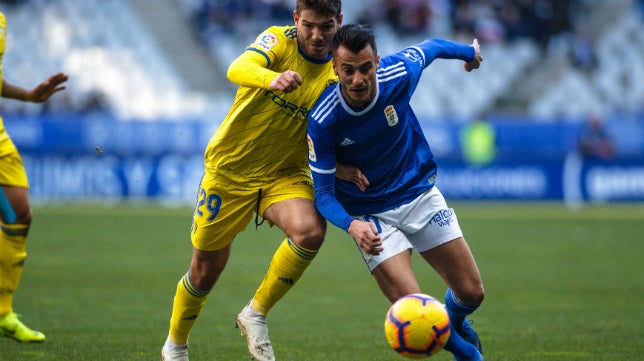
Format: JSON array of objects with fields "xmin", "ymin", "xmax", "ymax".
[{"xmin": 1, "ymin": 0, "xmax": 643, "ymax": 205}]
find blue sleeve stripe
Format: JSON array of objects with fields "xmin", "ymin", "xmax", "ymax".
[{"xmin": 245, "ymin": 47, "xmax": 271, "ymax": 67}]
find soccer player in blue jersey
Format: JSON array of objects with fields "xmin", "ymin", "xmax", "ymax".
[{"xmin": 307, "ymin": 24, "xmax": 485, "ymax": 361}]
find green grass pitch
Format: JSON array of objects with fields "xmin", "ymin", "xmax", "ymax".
[{"xmin": 2, "ymin": 202, "xmax": 643, "ymax": 360}]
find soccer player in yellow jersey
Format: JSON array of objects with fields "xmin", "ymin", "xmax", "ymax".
[
  {"xmin": 0, "ymin": 12, "xmax": 68, "ymax": 343},
  {"xmin": 161, "ymin": 1, "xmax": 343, "ymax": 360}
]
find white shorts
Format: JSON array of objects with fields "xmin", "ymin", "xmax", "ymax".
[{"xmin": 353, "ymin": 186, "xmax": 463, "ymax": 272}]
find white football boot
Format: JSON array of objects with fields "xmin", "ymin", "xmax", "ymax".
[
  {"xmin": 161, "ymin": 337, "xmax": 189, "ymax": 361},
  {"xmin": 236, "ymin": 304, "xmax": 275, "ymax": 361}
]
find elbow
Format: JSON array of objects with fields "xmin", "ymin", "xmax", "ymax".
[{"xmin": 226, "ymin": 62, "xmax": 238, "ymax": 83}]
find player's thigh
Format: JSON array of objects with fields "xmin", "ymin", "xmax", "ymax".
[
  {"xmin": 191, "ymin": 174, "xmax": 256, "ymax": 252},
  {"xmin": 372, "ymin": 249, "xmax": 420, "ymax": 303},
  {"xmin": 260, "ymin": 169, "xmax": 325, "ymax": 248},
  {"xmin": 419, "ymin": 237, "xmax": 483, "ymax": 303}
]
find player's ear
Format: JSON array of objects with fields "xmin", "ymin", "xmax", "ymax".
[
  {"xmin": 293, "ymin": 10, "xmax": 298, "ymax": 25},
  {"xmin": 332, "ymin": 58, "xmax": 339, "ymax": 75},
  {"xmin": 376, "ymin": 54, "xmax": 381, "ymax": 68},
  {"xmin": 337, "ymin": 13, "xmax": 343, "ymax": 27}
]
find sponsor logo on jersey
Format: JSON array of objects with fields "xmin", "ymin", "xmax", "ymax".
[
  {"xmin": 307, "ymin": 135, "xmax": 317, "ymax": 162},
  {"xmin": 256, "ymin": 33, "xmax": 278, "ymax": 52},
  {"xmin": 264, "ymin": 90, "xmax": 309, "ymax": 120},
  {"xmin": 384, "ymin": 105, "xmax": 398, "ymax": 126}
]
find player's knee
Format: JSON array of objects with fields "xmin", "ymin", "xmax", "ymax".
[
  {"xmin": 461, "ymin": 283, "xmax": 485, "ymax": 307},
  {"xmin": 288, "ymin": 217, "xmax": 326, "ymax": 250},
  {"xmin": 291, "ymin": 225, "xmax": 325, "ymax": 250},
  {"xmin": 11, "ymin": 203, "xmax": 32, "ymax": 225},
  {"xmin": 16, "ymin": 209, "xmax": 32, "ymax": 225}
]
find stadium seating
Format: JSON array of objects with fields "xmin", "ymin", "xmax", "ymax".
[
  {"xmin": 1, "ymin": 0, "xmax": 214, "ymax": 120},
  {"xmin": 1, "ymin": 0, "xmax": 641, "ymax": 122}
]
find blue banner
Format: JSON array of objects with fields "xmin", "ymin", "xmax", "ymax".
[{"xmin": 3, "ymin": 114, "xmax": 643, "ymax": 203}]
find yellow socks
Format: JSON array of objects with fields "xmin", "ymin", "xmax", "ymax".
[
  {"xmin": 167, "ymin": 238, "xmax": 318, "ymax": 343},
  {"xmin": 251, "ymin": 238, "xmax": 317, "ymax": 315},
  {"xmin": 0, "ymin": 224, "xmax": 29, "ymax": 316},
  {"xmin": 168, "ymin": 272, "xmax": 209, "ymax": 345}
]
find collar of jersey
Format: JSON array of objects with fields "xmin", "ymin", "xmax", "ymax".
[{"xmin": 335, "ymin": 81, "xmax": 381, "ymax": 116}]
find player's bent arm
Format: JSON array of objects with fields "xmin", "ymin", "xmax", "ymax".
[
  {"xmin": 416, "ymin": 38, "xmax": 477, "ymax": 66},
  {"xmin": 227, "ymin": 51, "xmax": 280, "ymax": 89},
  {"xmin": 311, "ymin": 170, "xmax": 355, "ymax": 232}
]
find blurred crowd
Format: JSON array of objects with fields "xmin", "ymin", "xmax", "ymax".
[
  {"xmin": 359, "ymin": 0, "xmax": 582, "ymax": 47},
  {"xmin": 186, "ymin": 0, "xmax": 293, "ymax": 44},
  {"xmin": 186, "ymin": 0, "xmax": 601, "ymax": 73},
  {"xmin": 187, "ymin": 0, "xmax": 590, "ymax": 48}
]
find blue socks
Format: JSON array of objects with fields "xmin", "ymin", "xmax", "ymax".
[
  {"xmin": 445, "ymin": 288, "xmax": 477, "ymax": 331},
  {"xmin": 443, "ymin": 288, "xmax": 480, "ymax": 359}
]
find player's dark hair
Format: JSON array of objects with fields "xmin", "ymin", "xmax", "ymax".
[
  {"xmin": 332, "ymin": 24, "xmax": 377, "ymax": 55},
  {"xmin": 296, "ymin": 0, "xmax": 342, "ymax": 19}
]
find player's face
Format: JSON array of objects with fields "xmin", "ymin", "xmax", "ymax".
[
  {"xmin": 294, "ymin": 9, "xmax": 342, "ymax": 60},
  {"xmin": 333, "ymin": 45, "xmax": 380, "ymax": 108}
]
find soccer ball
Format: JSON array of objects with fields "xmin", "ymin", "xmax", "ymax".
[{"xmin": 384, "ymin": 293, "xmax": 451, "ymax": 359}]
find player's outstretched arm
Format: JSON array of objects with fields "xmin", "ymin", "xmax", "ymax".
[
  {"xmin": 464, "ymin": 38, "xmax": 483, "ymax": 72},
  {"xmin": 2, "ymin": 72, "xmax": 68, "ymax": 103}
]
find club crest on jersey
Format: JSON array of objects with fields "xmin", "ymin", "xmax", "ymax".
[
  {"xmin": 307, "ymin": 135, "xmax": 317, "ymax": 162},
  {"xmin": 256, "ymin": 33, "xmax": 278, "ymax": 51},
  {"xmin": 384, "ymin": 105, "xmax": 398, "ymax": 127}
]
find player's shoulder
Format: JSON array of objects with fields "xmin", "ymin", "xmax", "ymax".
[
  {"xmin": 310, "ymin": 85, "xmax": 341, "ymax": 127},
  {"xmin": 250, "ymin": 25, "xmax": 296, "ymax": 52},
  {"xmin": 377, "ymin": 48, "xmax": 423, "ymax": 86}
]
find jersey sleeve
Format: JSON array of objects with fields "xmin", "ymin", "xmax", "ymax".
[
  {"xmin": 406, "ymin": 38, "xmax": 475, "ymax": 68},
  {"xmin": 226, "ymin": 27, "xmax": 288, "ymax": 89},
  {"xmin": 307, "ymin": 122, "xmax": 356, "ymax": 232},
  {"xmin": 227, "ymin": 51, "xmax": 278, "ymax": 89}
]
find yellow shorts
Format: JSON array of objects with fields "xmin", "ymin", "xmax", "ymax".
[
  {"xmin": 190, "ymin": 167, "xmax": 314, "ymax": 251},
  {"xmin": 0, "ymin": 146, "xmax": 29, "ymax": 188}
]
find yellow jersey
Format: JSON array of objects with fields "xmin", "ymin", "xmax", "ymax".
[{"xmin": 204, "ymin": 25, "xmax": 337, "ymax": 187}]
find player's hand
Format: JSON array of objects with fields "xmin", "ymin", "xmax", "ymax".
[
  {"xmin": 269, "ymin": 70, "xmax": 303, "ymax": 93},
  {"xmin": 464, "ymin": 38, "xmax": 482, "ymax": 72},
  {"xmin": 348, "ymin": 220, "xmax": 383, "ymax": 255},
  {"xmin": 336, "ymin": 161, "xmax": 370, "ymax": 192},
  {"xmin": 26, "ymin": 72, "xmax": 69, "ymax": 103}
]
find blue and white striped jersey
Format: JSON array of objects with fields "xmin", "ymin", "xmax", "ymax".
[{"xmin": 307, "ymin": 38, "xmax": 475, "ymax": 232}]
